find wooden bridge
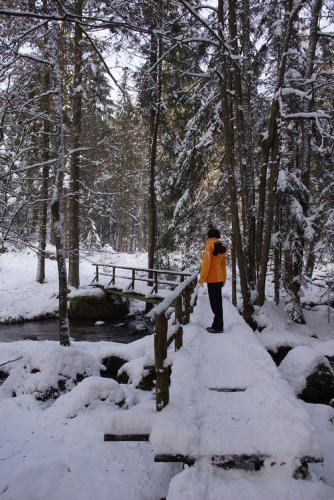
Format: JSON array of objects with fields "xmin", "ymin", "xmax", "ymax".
[
  {"xmin": 99, "ymin": 263, "xmax": 323, "ymax": 488},
  {"xmin": 91, "ymin": 262, "xmax": 194, "ymax": 304},
  {"xmin": 91, "ymin": 262, "xmax": 198, "ymax": 411}
]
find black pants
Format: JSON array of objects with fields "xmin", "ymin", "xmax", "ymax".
[{"xmin": 207, "ymin": 282, "xmax": 224, "ymax": 330}]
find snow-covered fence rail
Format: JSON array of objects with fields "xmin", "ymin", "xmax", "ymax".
[
  {"xmin": 91, "ymin": 263, "xmax": 192, "ymax": 296},
  {"xmin": 146, "ymin": 272, "xmax": 198, "ymax": 411},
  {"xmin": 91, "ymin": 263, "xmax": 198, "ymax": 411}
]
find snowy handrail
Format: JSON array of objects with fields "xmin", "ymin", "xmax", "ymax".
[
  {"xmin": 146, "ymin": 272, "xmax": 198, "ymax": 319},
  {"xmin": 91, "ymin": 263, "xmax": 192, "ymax": 277},
  {"xmin": 91, "ymin": 263, "xmax": 192, "ymax": 295},
  {"xmin": 146, "ymin": 271, "xmax": 198, "ymax": 411}
]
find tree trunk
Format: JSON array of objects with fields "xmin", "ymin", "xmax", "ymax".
[
  {"xmin": 68, "ymin": 0, "xmax": 84, "ymax": 288},
  {"xmin": 231, "ymin": 235, "xmax": 237, "ymax": 307},
  {"xmin": 306, "ymin": 234, "xmax": 318, "ymax": 279},
  {"xmin": 274, "ymin": 192, "xmax": 281, "ymax": 305},
  {"xmin": 147, "ymin": 1, "xmax": 162, "ymax": 271},
  {"xmin": 218, "ymin": 0, "xmax": 255, "ymax": 328},
  {"xmin": 50, "ymin": 19, "xmax": 70, "ymax": 346},
  {"xmin": 289, "ymin": 0, "xmax": 322, "ymax": 296},
  {"xmin": 282, "ymin": 0, "xmax": 322, "ymax": 320},
  {"xmin": 257, "ymin": 134, "xmax": 280, "ymax": 305},
  {"xmin": 256, "ymin": 0, "xmax": 306, "ymax": 305},
  {"xmin": 241, "ymin": 0, "xmax": 256, "ymax": 290},
  {"xmin": 36, "ymin": 12, "xmax": 51, "ymax": 284}
]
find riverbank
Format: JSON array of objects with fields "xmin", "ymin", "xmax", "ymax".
[{"xmin": 0, "ymin": 334, "xmax": 179, "ymax": 500}]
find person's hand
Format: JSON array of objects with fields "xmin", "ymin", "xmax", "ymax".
[{"xmin": 198, "ymin": 282, "xmax": 204, "ymax": 287}]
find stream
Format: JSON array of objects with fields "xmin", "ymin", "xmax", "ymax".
[{"xmin": 0, "ymin": 314, "xmax": 152, "ymax": 344}]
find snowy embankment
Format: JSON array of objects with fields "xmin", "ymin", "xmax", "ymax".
[{"xmin": 0, "ymin": 246, "xmax": 147, "ymax": 323}]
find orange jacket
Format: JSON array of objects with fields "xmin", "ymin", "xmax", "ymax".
[{"xmin": 199, "ymin": 238, "xmax": 227, "ymax": 284}]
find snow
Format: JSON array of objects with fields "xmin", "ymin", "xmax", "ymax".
[
  {"xmin": 118, "ymin": 357, "xmax": 149, "ymax": 386},
  {"xmin": 173, "ymin": 189, "xmax": 189, "ymax": 219},
  {"xmin": 255, "ymin": 300, "xmax": 334, "ymax": 353},
  {"xmin": 105, "ymin": 398, "xmax": 156, "ymax": 436},
  {"xmin": 0, "ymin": 395, "xmax": 179, "ymax": 500},
  {"xmin": 166, "ymin": 459, "xmax": 334, "ymax": 500},
  {"xmin": 305, "ymin": 403, "xmax": 334, "ymax": 486}
]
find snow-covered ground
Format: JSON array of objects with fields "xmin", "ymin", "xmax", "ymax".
[
  {"xmin": 0, "ymin": 246, "xmax": 147, "ymax": 323},
  {"xmin": 1, "ymin": 249, "xmax": 334, "ymax": 499}
]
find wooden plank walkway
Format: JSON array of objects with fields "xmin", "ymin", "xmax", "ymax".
[
  {"xmin": 103, "ymin": 280, "xmax": 325, "ymax": 494},
  {"xmin": 149, "ymin": 289, "xmax": 322, "ymax": 473}
]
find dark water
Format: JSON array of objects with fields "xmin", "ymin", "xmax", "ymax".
[{"xmin": 0, "ymin": 315, "xmax": 152, "ymax": 344}]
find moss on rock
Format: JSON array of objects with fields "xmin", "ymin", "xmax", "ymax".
[
  {"xmin": 267, "ymin": 345, "xmax": 293, "ymax": 366},
  {"xmin": 100, "ymin": 355, "xmax": 128, "ymax": 380},
  {"xmin": 299, "ymin": 363, "xmax": 334, "ymax": 405}
]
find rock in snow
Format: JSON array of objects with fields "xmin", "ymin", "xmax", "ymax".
[
  {"xmin": 1, "ymin": 344, "xmax": 102, "ymax": 401},
  {"xmin": 279, "ymin": 346, "xmax": 334, "ymax": 404}
]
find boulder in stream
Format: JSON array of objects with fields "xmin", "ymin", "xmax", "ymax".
[{"xmin": 69, "ymin": 289, "xmax": 128, "ymax": 321}]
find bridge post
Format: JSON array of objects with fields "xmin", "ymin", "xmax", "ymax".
[
  {"xmin": 174, "ymin": 295, "xmax": 183, "ymax": 350},
  {"xmin": 155, "ymin": 313, "xmax": 169, "ymax": 411},
  {"xmin": 95, "ymin": 265, "xmax": 99, "ymax": 283},
  {"xmin": 183, "ymin": 286, "xmax": 191, "ymax": 324}
]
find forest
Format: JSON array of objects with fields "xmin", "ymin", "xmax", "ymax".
[
  {"xmin": 1, "ymin": 2, "xmax": 334, "ymax": 500},
  {"xmin": 0, "ymin": 0, "xmax": 333, "ymax": 336}
]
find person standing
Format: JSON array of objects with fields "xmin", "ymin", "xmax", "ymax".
[{"xmin": 199, "ymin": 228, "xmax": 227, "ymax": 333}]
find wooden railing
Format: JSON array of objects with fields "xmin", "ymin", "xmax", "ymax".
[
  {"xmin": 146, "ymin": 272, "xmax": 198, "ymax": 411},
  {"xmin": 91, "ymin": 263, "xmax": 191, "ymax": 295}
]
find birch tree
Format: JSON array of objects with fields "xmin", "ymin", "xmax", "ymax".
[{"xmin": 50, "ymin": 19, "xmax": 71, "ymax": 346}]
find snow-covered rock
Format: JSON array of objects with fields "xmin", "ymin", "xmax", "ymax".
[
  {"xmin": 118, "ymin": 357, "xmax": 156, "ymax": 390},
  {"xmin": 53, "ymin": 376, "xmax": 125, "ymax": 418},
  {"xmin": 1, "ymin": 344, "xmax": 102, "ymax": 401},
  {"xmin": 280, "ymin": 346, "xmax": 334, "ymax": 404}
]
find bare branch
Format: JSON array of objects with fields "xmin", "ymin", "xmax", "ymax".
[{"xmin": 79, "ymin": 25, "xmax": 125, "ymax": 97}]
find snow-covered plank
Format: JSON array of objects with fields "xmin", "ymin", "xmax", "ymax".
[
  {"xmin": 166, "ymin": 460, "xmax": 334, "ymax": 500},
  {"xmin": 104, "ymin": 434, "xmax": 150, "ymax": 441}
]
